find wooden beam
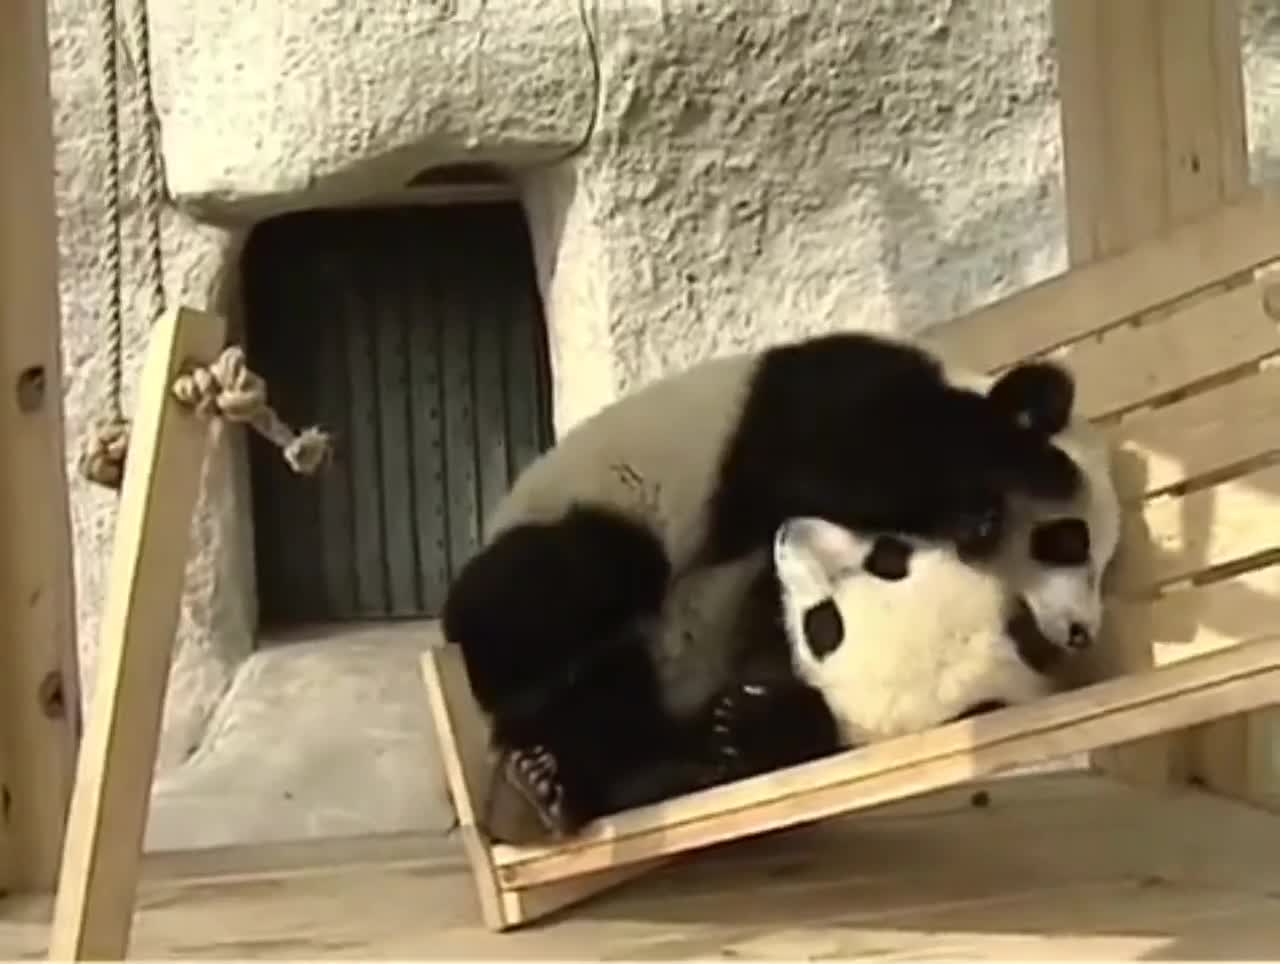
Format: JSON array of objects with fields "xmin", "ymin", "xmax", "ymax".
[
  {"xmin": 48, "ymin": 306, "xmax": 226, "ymax": 960},
  {"xmin": 0, "ymin": 0, "xmax": 82, "ymax": 894},
  {"xmin": 1050, "ymin": 0, "xmax": 1268, "ymax": 795},
  {"xmin": 487, "ymin": 636, "xmax": 1280, "ymax": 889}
]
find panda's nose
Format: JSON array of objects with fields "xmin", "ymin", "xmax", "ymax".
[{"xmin": 1067, "ymin": 622, "xmax": 1093, "ymax": 649}]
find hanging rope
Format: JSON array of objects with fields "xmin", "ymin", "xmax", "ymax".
[
  {"xmin": 78, "ymin": 0, "xmax": 130, "ymax": 489},
  {"xmin": 171, "ymin": 348, "xmax": 334, "ymax": 475},
  {"xmin": 78, "ymin": 0, "xmax": 171, "ymax": 488},
  {"xmin": 76, "ymin": 0, "xmax": 329, "ymax": 487}
]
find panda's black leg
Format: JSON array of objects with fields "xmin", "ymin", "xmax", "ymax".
[
  {"xmin": 442, "ymin": 505, "xmax": 670, "ymax": 721},
  {"xmin": 491, "ymin": 636, "xmax": 689, "ymax": 838}
]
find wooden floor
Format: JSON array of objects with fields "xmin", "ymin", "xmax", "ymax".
[{"xmin": 7, "ymin": 770, "xmax": 1280, "ymax": 960}]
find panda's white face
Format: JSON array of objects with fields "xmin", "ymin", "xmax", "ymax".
[
  {"xmin": 770, "ymin": 418, "xmax": 1120, "ymax": 745},
  {"xmin": 773, "ymin": 518, "xmax": 1055, "ymax": 744},
  {"xmin": 1000, "ymin": 418, "xmax": 1120, "ymax": 653}
]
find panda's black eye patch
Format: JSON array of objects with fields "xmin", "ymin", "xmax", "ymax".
[
  {"xmin": 1031, "ymin": 517, "xmax": 1090, "ymax": 567},
  {"xmin": 802, "ymin": 599, "xmax": 844, "ymax": 660},
  {"xmin": 864, "ymin": 536, "xmax": 912, "ymax": 581}
]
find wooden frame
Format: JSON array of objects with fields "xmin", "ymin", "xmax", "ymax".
[
  {"xmin": 29, "ymin": 0, "xmax": 1280, "ymax": 955},
  {"xmin": 1052, "ymin": 0, "xmax": 1262, "ymax": 797},
  {"xmin": 0, "ymin": 0, "xmax": 81, "ymax": 896},
  {"xmin": 423, "ymin": 177, "xmax": 1280, "ymax": 927}
]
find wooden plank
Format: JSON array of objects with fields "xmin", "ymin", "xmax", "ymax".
[
  {"xmin": 16, "ymin": 771, "xmax": 1280, "ymax": 960},
  {"xmin": 498, "ymin": 860, "xmax": 669, "ymax": 929},
  {"xmin": 0, "ymin": 0, "xmax": 81, "ymax": 894},
  {"xmin": 1111, "ymin": 462, "xmax": 1280, "ymax": 594},
  {"xmin": 419, "ymin": 645, "xmax": 506, "ymax": 929},
  {"xmin": 1158, "ymin": 1, "xmax": 1250, "ymax": 224},
  {"xmin": 1109, "ymin": 366, "xmax": 1280, "ymax": 500},
  {"xmin": 1105, "ymin": 564, "xmax": 1280, "ymax": 669},
  {"xmin": 1067, "ymin": 282, "xmax": 1279, "ymax": 421},
  {"xmin": 48, "ymin": 305, "xmax": 227, "ymax": 960},
  {"xmin": 419, "ymin": 646, "xmax": 495, "ymax": 832},
  {"xmin": 420, "ymin": 645, "xmax": 671, "ymax": 929},
  {"xmin": 488, "ymin": 636, "xmax": 1280, "ymax": 889},
  {"xmin": 1049, "ymin": 0, "xmax": 1257, "ymax": 792},
  {"xmin": 918, "ymin": 183, "xmax": 1280, "ymax": 374}
]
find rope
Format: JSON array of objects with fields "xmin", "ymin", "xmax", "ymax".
[
  {"xmin": 78, "ymin": 0, "xmax": 168, "ymax": 490},
  {"xmin": 78, "ymin": 0, "xmax": 130, "ymax": 489},
  {"xmin": 171, "ymin": 348, "xmax": 334, "ymax": 476}
]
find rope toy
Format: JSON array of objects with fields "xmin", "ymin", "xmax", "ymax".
[
  {"xmin": 79, "ymin": 347, "xmax": 335, "ymax": 490},
  {"xmin": 170, "ymin": 346, "xmax": 335, "ymax": 475},
  {"xmin": 78, "ymin": 417, "xmax": 131, "ymax": 489}
]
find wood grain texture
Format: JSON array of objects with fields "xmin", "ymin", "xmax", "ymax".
[
  {"xmin": 489, "ymin": 637, "xmax": 1280, "ymax": 889},
  {"xmin": 0, "ymin": 0, "xmax": 81, "ymax": 894},
  {"xmin": 48, "ymin": 306, "xmax": 227, "ymax": 961},
  {"xmin": 1048, "ymin": 0, "xmax": 1262, "ymax": 793},
  {"xmin": 11, "ymin": 772, "xmax": 1279, "ymax": 959}
]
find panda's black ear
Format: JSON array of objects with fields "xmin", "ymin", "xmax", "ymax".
[
  {"xmin": 987, "ymin": 362, "xmax": 1075, "ymax": 437},
  {"xmin": 864, "ymin": 535, "xmax": 912, "ymax": 581}
]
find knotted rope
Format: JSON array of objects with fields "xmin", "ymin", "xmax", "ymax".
[
  {"xmin": 78, "ymin": 0, "xmax": 169, "ymax": 490},
  {"xmin": 170, "ymin": 347, "xmax": 334, "ymax": 476}
]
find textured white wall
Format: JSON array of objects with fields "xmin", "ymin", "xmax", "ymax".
[{"xmin": 45, "ymin": 0, "xmax": 1280, "ymax": 847}]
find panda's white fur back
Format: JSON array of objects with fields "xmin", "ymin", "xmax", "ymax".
[
  {"xmin": 485, "ymin": 351, "xmax": 759, "ymax": 568},
  {"xmin": 776, "ymin": 523, "xmax": 1051, "ymax": 744},
  {"xmin": 650, "ymin": 550, "xmax": 770, "ymax": 717}
]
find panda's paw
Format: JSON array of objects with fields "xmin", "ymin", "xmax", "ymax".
[
  {"xmin": 707, "ymin": 681, "xmax": 777, "ymax": 777},
  {"xmin": 503, "ymin": 745, "xmax": 576, "ymax": 838}
]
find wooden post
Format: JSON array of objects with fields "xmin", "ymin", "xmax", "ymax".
[
  {"xmin": 1052, "ymin": 0, "xmax": 1272, "ymax": 799},
  {"xmin": 0, "ymin": 0, "xmax": 82, "ymax": 893},
  {"xmin": 49, "ymin": 306, "xmax": 227, "ymax": 960}
]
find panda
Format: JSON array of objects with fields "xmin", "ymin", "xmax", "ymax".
[
  {"xmin": 700, "ymin": 410, "xmax": 1121, "ymax": 774},
  {"xmin": 443, "ymin": 331, "xmax": 1084, "ymax": 839}
]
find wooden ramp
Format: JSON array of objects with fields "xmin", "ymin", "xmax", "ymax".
[{"xmin": 422, "ymin": 183, "xmax": 1280, "ymax": 930}]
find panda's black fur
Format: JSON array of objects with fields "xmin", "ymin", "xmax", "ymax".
[{"xmin": 443, "ymin": 332, "xmax": 1080, "ymax": 838}]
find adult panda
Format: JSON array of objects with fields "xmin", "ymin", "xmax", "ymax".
[
  {"xmin": 703, "ymin": 408, "xmax": 1121, "ymax": 775},
  {"xmin": 443, "ymin": 331, "xmax": 1082, "ymax": 838}
]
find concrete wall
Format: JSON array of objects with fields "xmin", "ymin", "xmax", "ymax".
[{"xmin": 46, "ymin": 0, "xmax": 1280, "ymax": 850}]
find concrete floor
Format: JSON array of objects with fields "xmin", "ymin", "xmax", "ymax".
[{"xmin": 145, "ymin": 622, "xmax": 458, "ymax": 853}]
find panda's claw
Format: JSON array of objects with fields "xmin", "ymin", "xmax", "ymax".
[{"xmin": 504, "ymin": 745, "xmax": 574, "ymax": 838}]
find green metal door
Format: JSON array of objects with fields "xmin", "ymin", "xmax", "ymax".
[{"xmin": 242, "ymin": 202, "xmax": 554, "ymax": 629}]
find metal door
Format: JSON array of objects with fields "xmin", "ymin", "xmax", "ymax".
[{"xmin": 242, "ymin": 202, "xmax": 554, "ymax": 629}]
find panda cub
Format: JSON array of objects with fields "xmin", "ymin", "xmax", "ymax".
[
  {"xmin": 706, "ymin": 419, "xmax": 1120, "ymax": 773},
  {"xmin": 445, "ymin": 332, "xmax": 1083, "ymax": 838}
]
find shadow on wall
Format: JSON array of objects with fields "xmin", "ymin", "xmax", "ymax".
[
  {"xmin": 869, "ymin": 141, "xmax": 1280, "ymax": 339},
  {"xmin": 867, "ymin": 166, "xmax": 1065, "ymax": 335}
]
